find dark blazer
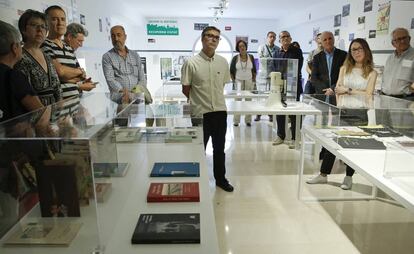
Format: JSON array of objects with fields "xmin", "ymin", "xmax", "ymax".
[
  {"xmin": 311, "ymin": 48, "xmax": 347, "ymax": 94},
  {"xmin": 230, "ymin": 54, "xmax": 257, "ymax": 80}
]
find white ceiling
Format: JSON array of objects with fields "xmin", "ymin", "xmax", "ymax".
[{"xmin": 125, "ymin": 0, "xmax": 327, "ymax": 20}]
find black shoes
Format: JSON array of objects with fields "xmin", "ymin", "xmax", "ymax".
[
  {"xmin": 269, "ymin": 115, "xmax": 273, "ymax": 122},
  {"xmin": 233, "ymin": 123, "xmax": 239, "ymax": 127},
  {"xmin": 216, "ymin": 181, "xmax": 234, "ymax": 192},
  {"xmin": 254, "ymin": 116, "xmax": 261, "ymax": 121},
  {"xmin": 246, "ymin": 123, "xmax": 251, "ymax": 127}
]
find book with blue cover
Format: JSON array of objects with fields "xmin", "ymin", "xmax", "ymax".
[{"xmin": 150, "ymin": 162, "xmax": 200, "ymax": 177}]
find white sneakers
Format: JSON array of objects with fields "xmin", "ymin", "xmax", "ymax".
[
  {"xmin": 306, "ymin": 174, "xmax": 327, "ymax": 184},
  {"xmin": 306, "ymin": 174, "xmax": 353, "ymax": 190},
  {"xmin": 272, "ymin": 136, "xmax": 284, "ymax": 145},
  {"xmin": 340, "ymin": 176, "xmax": 353, "ymax": 190}
]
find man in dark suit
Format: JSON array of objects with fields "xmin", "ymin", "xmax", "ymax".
[
  {"xmin": 307, "ymin": 31, "xmax": 349, "ymax": 188},
  {"xmin": 311, "ymin": 31, "xmax": 347, "ymax": 96}
]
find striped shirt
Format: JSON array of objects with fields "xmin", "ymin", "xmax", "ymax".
[{"xmin": 42, "ymin": 39, "xmax": 80, "ymax": 116}]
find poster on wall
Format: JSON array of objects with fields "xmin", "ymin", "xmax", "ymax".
[
  {"xmin": 173, "ymin": 55, "xmax": 192, "ymax": 77},
  {"xmin": 342, "ymin": 4, "xmax": 350, "ymax": 17},
  {"xmin": 194, "ymin": 23, "xmax": 208, "ymax": 31},
  {"xmin": 369, "ymin": 30, "xmax": 376, "ymax": 38},
  {"xmin": 376, "ymin": 2, "xmax": 391, "ymax": 35},
  {"xmin": 147, "ymin": 19, "xmax": 179, "ymax": 36},
  {"xmin": 80, "ymin": 14, "xmax": 85, "ymax": 25},
  {"xmin": 160, "ymin": 58, "xmax": 172, "ymax": 80},
  {"xmin": 411, "ymin": 18, "xmax": 414, "ymax": 29},
  {"xmin": 140, "ymin": 57, "xmax": 147, "ymax": 76},
  {"xmin": 334, "ymin": 14, "xmax": 341, "ymax": 27},
  {"xmin": 349, "ymin": 33, "xmax": 354, "ymax": 41},
  {"xmin": 334, "ymin": 29, "xmax": 340, "ymax": 36},
  {"xmin": 250, "ymin": 39, "xmax": 258, "ymax": 43},
  {"xmin": 313, "ymin": 27, "xmax": 320, "ymax": 39},
  {"xmin": 98, "ymin": 18, "xmax": 102, "ymax": 32},
  {"xmin": 364, "ymin": 0, "xmax": 373, "ymax": 12},
  {"xmin": 357, "ymin": 16, "xmax": 365, "ymax": 30},
  {"xmin": 236, "ymin": 36, "xmax": 249, "ymax": 46}
]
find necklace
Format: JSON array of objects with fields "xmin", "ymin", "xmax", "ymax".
[{"xmin": 240, "ymin": 55, "xmax": 248, "ymax": 71}]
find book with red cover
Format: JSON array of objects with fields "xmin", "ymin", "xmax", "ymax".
[{"xmin": 147, "ymin": 182, "xmax": 199, "ymax": 202}]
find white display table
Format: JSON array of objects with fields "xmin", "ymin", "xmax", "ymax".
[
  {"xmin": 226, "ymin": 100, "xmax": 321, "ymax": 148},
  {"xmin": 298, "ymin": 125, "xmax": 414, "ymax": 213}
]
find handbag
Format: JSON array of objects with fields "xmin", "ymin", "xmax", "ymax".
[{"xmin": 131, "ymin": 84, "xmax": 153, "ymax": 104}]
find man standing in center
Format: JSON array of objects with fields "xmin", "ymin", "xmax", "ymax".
[
  {"xmin": 181, "ymin": 26, "xmax": 233, "ymax": 192},
  {"xmin": 255, "ymin": 31, "xmax": 280, "ymax": 122},
  {"xmin": 272, "ymin": 31, "xmax": 303, "ymax": 146}
]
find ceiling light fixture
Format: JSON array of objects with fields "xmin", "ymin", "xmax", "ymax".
[{"xmin": 209, "ymin": 0, "xmax": 230, "ymax": 23}]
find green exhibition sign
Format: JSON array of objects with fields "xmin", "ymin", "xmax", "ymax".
[{"xmin": 147, "ymin": 21, "xmax": 179, "ymax": 36}]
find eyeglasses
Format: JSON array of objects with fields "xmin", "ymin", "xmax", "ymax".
[
  {"xmin": 204, "ymin": 34, "xmax": 221, "ymax": 41},
  {"xmin": 392, "ymin": 36, "xmax": 409, "ymax": 43},
  {"xmin": 351, "ymin": 47, "xmax": 364, "ymax": 53},
  {"xmin": 27, "ymin": 23, "xmax": 48, "ymax": 31}
]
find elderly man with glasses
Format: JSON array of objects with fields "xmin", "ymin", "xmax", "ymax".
[
  {"xmin": 381, "ymin": 27, "xmax": 414, "ymax": 100},
  {"xmin": 181, "ymin": 26, "xmax": 234, "ymax": 192},
  {"xmin": 102, "ymin": 25, "xmax": 147, "ymax": 103}
]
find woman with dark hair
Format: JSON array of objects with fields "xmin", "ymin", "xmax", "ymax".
[
  {"xmin": 291, "ymin": 41, "xmax": 301, "ymax": 49},
  {"xmin": 230, "ymin": 40, "xmax": 257, "ymax": 126},
  {"xmin": 307, "ymin": 38, "xmax": 377, "ymax": 190},
  {"xmin": 14, "ymin": 9, "xmax": 61, "ymax": 106}
]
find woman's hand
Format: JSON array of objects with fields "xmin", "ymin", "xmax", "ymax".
[{"xmin": 335, "ymin": 86, "xmax": 348, "ymax": 95}]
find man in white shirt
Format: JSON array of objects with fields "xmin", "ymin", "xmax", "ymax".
[{"xmin": 181, "ymin": 26, "xmax": 233, "ymax": 192}]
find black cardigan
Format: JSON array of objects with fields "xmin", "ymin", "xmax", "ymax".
[{"xmin": 230, "ymin": 54, "xmax": 257, "ymax": 80}]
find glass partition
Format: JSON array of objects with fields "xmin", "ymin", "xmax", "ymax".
[
  {"xmin": 383, "ymin": 107, "xmax": 414, "ymax": 178},
  {"xmin": 0, "ymin": 93, "xmax": 139, "ymax": 254},
  {"xmin": 256, "ymin": 58, "xmax": 299, "ymax": 100}
]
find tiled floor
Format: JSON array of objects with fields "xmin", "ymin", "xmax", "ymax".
[{"xmin": 207, "ymin": 117, "xmax": 414, "ymax": 254}]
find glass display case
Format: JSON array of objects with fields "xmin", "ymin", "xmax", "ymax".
[
  {"xmin": 0, "ymin": 93, "xmax": 140, "ymax": 253},
  {"xmin": 383, "ymin": 108, "xmax": 414, "ymax": 178},
  {"xmin": 256, "ymin": 58, "xmax": 299, "ymax": 100}
]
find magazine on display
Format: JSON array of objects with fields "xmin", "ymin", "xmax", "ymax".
[
  {"xmin": 171, "ymin": 127, "xmax": 198, "ymax": 138},
  {"xmin": 131, "ymin": 213, "xmax": 200, "ymax": 244},
  {"xmin": 3, "ymin": 221, "xmax": 82, "ymax": 246},
  {"xmin": 359, "ymin": 126, "xmax": 403, "ymax": 137},
  {"xmin": 164, "ymin": 134, "xmax": 193, "ymax": 143},
  {"xmin": 147, "ymin": 182, "xmax": 200, "ymax": 202},
  {"xmin": 336, "ymin": 137, "xmax": 386, "ymax": 150},
  {"xmin": 93, "ymin": 162, "xmax": 130, "ymax": 177},
  {"xmin": 150, "ymin": 162, "xmax": 200, "ymax": 177},
  {"xmin": 113, "ymin": 128, "xmax": 142, "ymax": 143}
]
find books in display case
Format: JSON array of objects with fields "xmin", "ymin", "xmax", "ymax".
[
  {"xmin": 131, "ymin": 213, "xmax": 200, "ymax": 244},
  {"xmin": 150, "ymin": 162, "xmax": 200, "ymax": 177},
  {"xmin": 93, "ymin": 162, "xmax": 129, "ymax": 177},
  {"xmin": 171, "ymin": 127, "xmax": 197, "ymax": 138},
  {"xmin": 359, "ymin": 126, "xmax": 403, "ymax": 137},
  {"xmin": 113, "ymin": 128, "xmax": 142, "ymax": 143},
  {"xmin": 164, "ymin": 134, "xmax": 192, "ymax": 143},
  {"xmin": 3, "ymin": 221, "xmax": 82, "ymax": 246},
  {"xmin": 147, "ymin": 182, "xmax": 199, "ymax": 202}
]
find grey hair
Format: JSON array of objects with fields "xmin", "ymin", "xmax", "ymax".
[
  {"xmin": 391, "ymin": 27, "xmax": 410, "ymax": 38},
  {"xmin": 65, "ymin": 22, "xmax": 88, "ymax": 37},
  {"xmin": 0, "ymin": 20, "xmax": 21, "ymax": 57}
]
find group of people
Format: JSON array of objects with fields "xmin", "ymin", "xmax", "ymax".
[
  {"xmin": 0, "ymin": 6, "xmax": 94, "ymax": 124},
  {"xmin": 1, "ymin": 6, "xmax": 414, "ymax": 193}
]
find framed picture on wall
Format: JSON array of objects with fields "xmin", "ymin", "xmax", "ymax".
[
  {"xmin": 235, "ymin": 36, "xmax": 249, "ymax": 46},
  {"xmin": 369, "ymin": 30, "xmax": 376, "ymax": 39},
  {"xmin": 342, "ymin": 4, "xmax": 350, "ymax": 17},
  {"xmin": 334, "ymin": 29, "xmax": 340, "ymax": 36},
  {"xmin": 411, "ymin": 18, "xmax": 414, "ymax": 29},
  {"xmin": 364, "ymin": 0, "xmax": 373, "ymax": 12},
  {"xmin": 160, "ymin": 58, "xmax": 172, "ymax": 80},
  {"xmin": 334, "ymin": 14, "xmax": 341, "ymax": 27}
]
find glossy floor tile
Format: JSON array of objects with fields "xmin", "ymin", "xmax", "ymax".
[{"xmin": 207, "ymin": 118, "xmax": 414, "ymax": 254}]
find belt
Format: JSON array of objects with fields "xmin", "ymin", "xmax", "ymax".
[{"xmin": 380, "ymin": 91, "xmax": 414, "ymax": 98}]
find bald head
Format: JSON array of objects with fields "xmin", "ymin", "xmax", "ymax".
[
  {"xmin": 320, "ymin": 31, "xmax": 334, "ymax": 53},
  {"xmin": 110, "ymin": 25, "xmax": 127, "ymax": 51}
]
